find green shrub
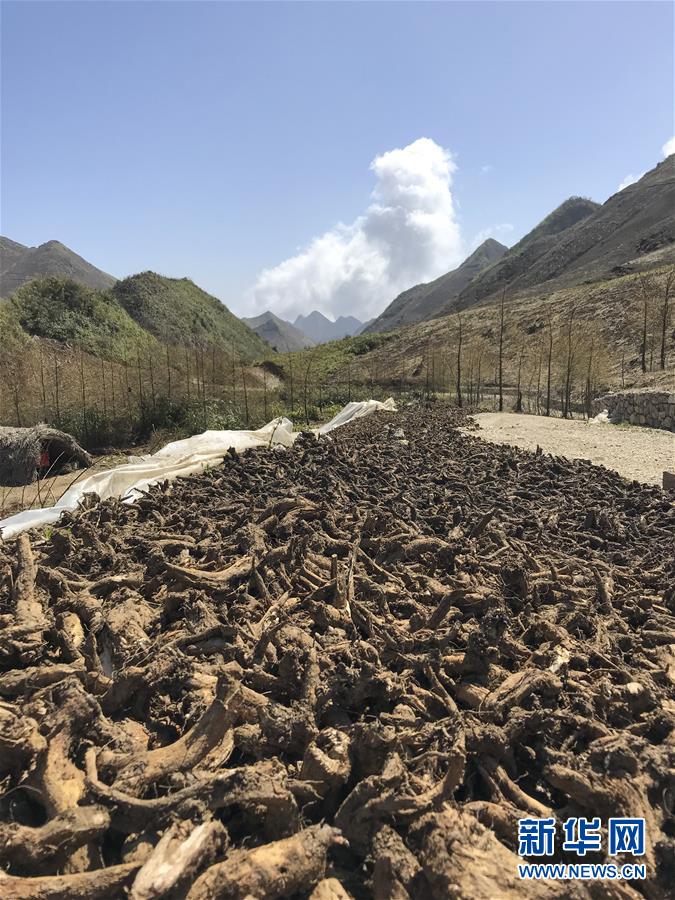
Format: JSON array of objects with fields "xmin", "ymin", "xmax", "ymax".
[{"xmin": 11, "ymin": 276, "xmax": 151, "ymax": 360}]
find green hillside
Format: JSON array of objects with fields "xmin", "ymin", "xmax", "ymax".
[
  {"xmin": 6, "ymin": 271, "xmax": 270, "ymax": 363},
  {"xmin": 10, "ymin": 276, "xmax": 153, "ymax": 359},
  {"xmin": 112, "ymin": 272, "xmax": 268, "ymax": 358}
]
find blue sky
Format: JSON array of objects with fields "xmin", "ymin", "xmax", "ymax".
[{"xmin": 2, "ymin": 1, "xmax": 673, "ymax": 319}]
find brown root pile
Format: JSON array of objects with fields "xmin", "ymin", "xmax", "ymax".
[{"xmin": 0, "ymin": 404, "xmax": 673, "ymax": 899}]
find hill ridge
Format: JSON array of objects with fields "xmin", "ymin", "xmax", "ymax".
[
  {"xmin": 364, "ymin": 238, "xmax": 508, "ymax": 334},
  {"xmin": 0, "ymin": 237, "xmax": 116, "ymax": 297},
  {"xmin": 243, "ymin": 310, "xmax": 315, "ymax": 351}
]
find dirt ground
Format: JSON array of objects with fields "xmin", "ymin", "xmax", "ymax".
[
  {"xmin": 470, "ymin": 412, "xmax": 674, "ymax": 487},
  {"xmin": 0, "ymin": 453, "xmax": 130, "ymax": 518}
]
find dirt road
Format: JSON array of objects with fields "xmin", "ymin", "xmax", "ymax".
[{"xmin": 470, "ymin": 412, "xmax": 674, "ymax": 486}]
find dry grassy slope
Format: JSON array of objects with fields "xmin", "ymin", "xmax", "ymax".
[{"xmin": 336, "ymin": 264, "xmax": 675, "ymax": 391}]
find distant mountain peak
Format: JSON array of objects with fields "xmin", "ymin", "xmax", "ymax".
[
  {"xmin": 293, "ymin": 310, "xmax": 365, "ymax": 343},
  {"xmin": 478, "ymin": 237, "xmax": 507, "ymax": 251},
  {"xmin": 243, "ymin": 310, "xmax": 315, "ymax": 352},
  {"xmin": 39, "ymin": 239, "xmax": 68, "ymax": 250}
]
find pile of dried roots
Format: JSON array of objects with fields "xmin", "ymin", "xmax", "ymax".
[{"xmin": 0, "ymin": 404, "xmax": 673, "ymax": 899}]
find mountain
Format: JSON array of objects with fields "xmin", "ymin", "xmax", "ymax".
[
  {"xmin": 293, "ymin": 311, "xmax": 365, "ymax": 343},
  {"xmin": 242, "ymin": 311, "xmax": 315, "ymax": 351},
  {"xmin": 355, "ymin": 318, "xmax": 375, "ymax": 335},
  {"xmin": 495, "ymin": 155, "xmax": 675, "ymax": 291},
  {"xmin": 443, "ymin": 157, "xmax": 675, "ymax": 312},
  {"xmin": 439, "ymin": 198, "xmax": 600, "ymax": 315},
  {"xmin": 0, "ymin": 237, "xmax": 116, "ymax": 298},
  {"xmin": 112, "ymin": 272, "xmax": 268, "ymax": 358},
  {"xmin": 364, "ymin": 239, "xmax": 508, "ymax": 334}
]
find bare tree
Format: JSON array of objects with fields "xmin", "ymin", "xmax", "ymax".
[
  {"xmin": 545, "ymin": 312, "xmax": 553, "ymax": 417},
  {"xmin": 498, "ymin": 288, "xmax": 506, "ymax": 412},
  {"xmin": 100, "ymin": 356, "xmax": 108, "ymax": 418},
  {"xmin": 659, "ymin": 268, "xmax": 675, "ymax": 369},
  {"xmin": 288, "ymin": 353, "xmax": 295, "ymax": 412},
  {"xmin": 262, "ymin": 367, "xmax": 268, "ymax": 421},
  {"xmin": 81, "ymin": 349, "xmax": 89, "ymax": 443},
  {"xmin": 638, "ymin": 274, "xmax": 652, "ymax": 374},
  {"xmin": 535, "ymin": 337, "xmax": 543, "ymax": 415},
  {"xmin": 562, "ymin": 305, "xmax": 577, "ymax": 419},
  {"xmin": 148, "ymin": 352, "xmax": 157, "ymax": 415},
  {"xmin": 302, "ymin": 350, "xmax": 316, "ymax": 425},
  {"xmin": 109, "ymin": 358, "xmax": 116, "ymax": 421},
  {"xmin": 53, "ymin": 348, "xmax": 62, "ymax": 427},
  {"xmin": 240, "ymin": 363, "xmax": 249, "ymax": 427},
  {"xmin": 166, "ymin": 345, "xmax": 172, "ymax": 400},
  {"xmin": 514, "ymin": 342, "xmax": 525, "ymax": 412},
  {"xmin": 455, "ymin": 313, "xmax": 463, "ymax": 408},
  {"xmin": 584, "ymin": 337, "xmax": 595, "ymax": 419}
]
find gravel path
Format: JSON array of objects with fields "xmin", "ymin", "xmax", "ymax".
[{"xmin": 470, "ymin": 412, "xmax": 674, "ymax": 487}]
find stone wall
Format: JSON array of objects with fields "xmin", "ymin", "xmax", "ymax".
[{"xmin": 592, "ymin": 390, "xmax": 675, "ymax": 431}]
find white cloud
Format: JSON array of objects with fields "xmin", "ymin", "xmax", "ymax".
[
  {"xmin": 470, "ymin": 223, "xmax": 514, "ymax": 251},
  {"xmin": 481, "ymin": 164, "xmax": 494, "ymax": 174},
  {"xmin": 617, "ymin": 172, "xmax": 646, "ymax": 191},
  {"xmin": 662, "ymin": 136, "xmax": 675, "ymax": 157},
  {"xmin": 249, "ymin": 138, "xmax": 463, "ymax": 320}
]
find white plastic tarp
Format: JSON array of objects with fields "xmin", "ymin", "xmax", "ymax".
[{"xmin": 0, "ymin": 398, "xmax": 396, "ymax": 540}]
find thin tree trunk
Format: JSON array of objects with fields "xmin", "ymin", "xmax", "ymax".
[
  {"xmin": 241, "ymin": 365, "xmax": 249, "ymax": 427},
  {"xmin": 110, "ymin": 359, "xmax": 116, "ymax": 420},
  {"xmin": 515, "ymin": 345, "xmax": 524, "ymax": 413},
  {"xmin": 80, "ymin": 350, "xmax": 88, "ymax": 444},
  {"xmin": 200, "ymin": 348, "xmax": 207, "ymax": 428},
  {"xmin": 660, "ymin": 269, "xmax": 674, "ymax": 369},
  {"xmin": 166, "ymin": 345, "xmax": 172, "ymax": 400},
  {"xmin": 136, "ymin": 350, "xmax": 144, "ymax": 422},
  {"xmin": 149, "ymin": 354, "xmax": 156, "ymax": 415},
  {"xmin": 288, "ymin": 354, "xmax": 294, "ymax": 413},
  {"xmin": 585, "ymin": 339, "xmax": 595, "ymax": 419},
  {"xmin": 545, "ymin": 316, "xmax": 553, "ymax": 417},
  {"xmin": 262, "ymin": 368, "xmax": 268, "ymax": 421},
  {"xmin": 100, "ymin": 357, "xmax": 107, "ymax": 417},
  {"xmin": 456, "ymin": 314, "xmax": 463, "ymax": 408},
  {"xmin": 563, "ymin": 307, "xmax": 576, "ymax": 419},
  {"xmin": 498, "ymin": 289, "xmax": 506, "ymax": 412},
  {"xmin": 123, "ymin": 352, "xmax": 132, "ymax": 431},
  {"xmin": 639, "ymin": 275, "xmax": 650, "ymax": 374},
  {"xmin": 53, "ymin": 350, "xmax": 61, "ymax": 427},
  {"xmin": 39, "ymin": 345, "xmax": 47, "ymax": 421}
]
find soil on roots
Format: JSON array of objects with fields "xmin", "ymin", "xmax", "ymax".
[{"xmin": 1, "ymin": 403, "xmax": 673, "ymax": 899}]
